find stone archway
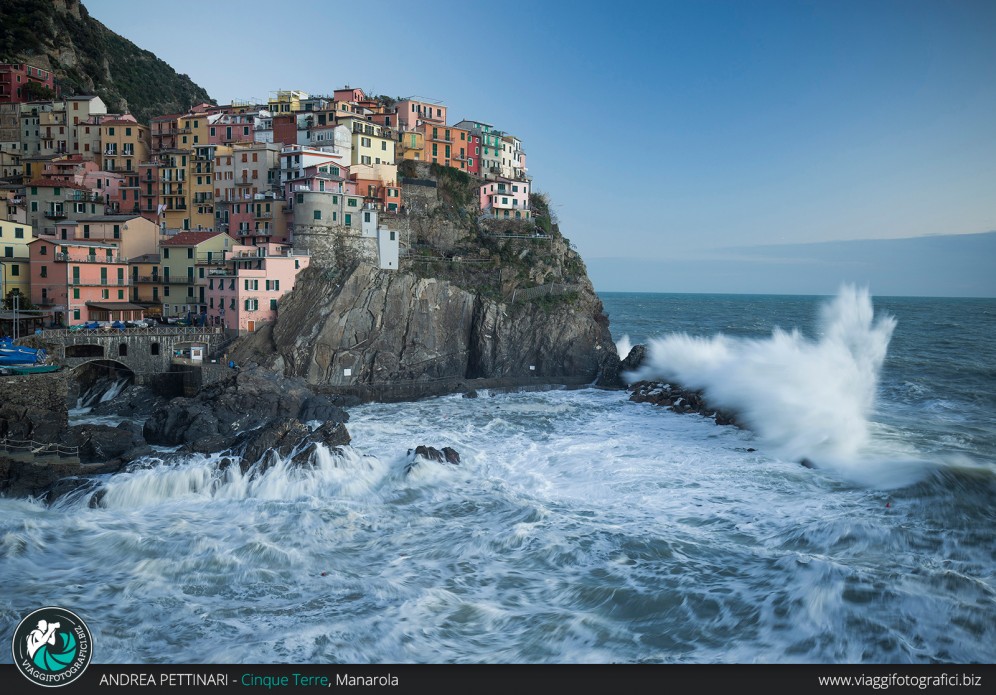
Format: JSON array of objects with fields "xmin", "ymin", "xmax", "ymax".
[{"xmin": 69, "ymin": 359, "xmax": 136, "ymax": 411}]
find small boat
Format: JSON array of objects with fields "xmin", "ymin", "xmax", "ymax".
[{"xmin": 1, "ymin": 364, "xmax": 63, "ymax": 375}]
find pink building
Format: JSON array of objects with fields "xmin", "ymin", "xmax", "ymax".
[
  {"xmin": 396, "ymin": 98, "xmax": 446, "ymax": 131},
  {"xmin": 479, "ymin": 179, "xmax": 531, "ymax": 220},
  {"xmin": 201, "ymin": 242, "xmax": 310, "ymax": 333},
  {"xmin": 28, "ymin": 237, "xmax": 140, "ymax": 325}
]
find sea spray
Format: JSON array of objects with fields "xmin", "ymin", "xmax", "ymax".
[
  {"xmin": 615, "ymin": 334, "xmax": 633, "ymax": 359},
  {"xmin": 628, "ymin": 286, "xmax": 896, "ymax": 466}
]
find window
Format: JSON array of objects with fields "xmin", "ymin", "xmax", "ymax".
[
  {"xmin": 73, "ymin": 309, "xmax": 80, "ymax": 320},
  {"xmin": 14, "ymin": 227, "xmax": 23, "ymax": 239},
  {"xmin": 390, "ymin": 231, "xmax": 396, "ymax": 241},
  {"xmin": 313, "ymin": 210, "xmax": 321, "ymax": 220},
  {"xmin": 101, "ymin": 289, "xmax": 109, "ymax": 299},
  {"xmin": 163, "ymin": 248, "xmax": 170, "ymax": 259},
  {"xmin": 344, "ymin": 213, "xmax": 351, "ymax": 227},
  {"xmin": 119, "ymin": 343, "xmax": 128, "ymax": 356},
  {"xmin": 113, "ymin": 224, "xmax": 120, "ymax": 238},
  {"xmin": 270, "ymin": 299, "xmax": 278, "ymax": 310},
  {"xmin": 40, "ymin": 266, "xmax": 47, "ymax": 278},
  {"xmin": 10, "ymin": 264, "xmax": 18, "ymax": 276},
  {"xmin": 73, "ymin": 288, "xmax": 79, "ymax": 299}
]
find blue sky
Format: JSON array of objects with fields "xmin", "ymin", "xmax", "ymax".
[{"xmin": 81, "ymin": 0, "xmax": 996, "ymax": 295}]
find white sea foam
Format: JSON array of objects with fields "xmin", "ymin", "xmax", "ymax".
[
  {"xmin": 628, "ymin": 286, "xmax": 901, "ymax": 479},
  {"xmin": 615, "ymin": 333, "xmax": 633, "ymax": 359}
]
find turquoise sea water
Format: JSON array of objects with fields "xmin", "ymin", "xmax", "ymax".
[{"xmin": 1, "ymin": 290, "xmax": 993, "ymax": 664}]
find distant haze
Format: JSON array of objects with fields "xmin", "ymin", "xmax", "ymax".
[{"xmin": 588, "ymin": 231, "xmax": 996, "ymax": 297}]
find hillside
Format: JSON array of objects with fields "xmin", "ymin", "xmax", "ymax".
[
  {"xmin": 0, "ymin": 0, "xmax": 212, "ymax": 123},
  {"xmin": 233, "ymin": 163, "xmax": 622, "ymax": 395}
]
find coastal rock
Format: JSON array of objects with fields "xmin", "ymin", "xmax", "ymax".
[
  {"xmin": 233, "ymin": 261, "xmax": 621, "ymax": 393},
  {"xmin": 628, "ymin": 380, "xmax": 743, "ymax": 429},
  {"xmin": 0, "ymin": 456, "xmax": 84, "ymax": 499},
  {"xmin": 620, "ymin": 344, "xmax": 648, "ymax": 375},
  {"xmin": 238, "ymin": 418, "xmax": 350, "ymax": 470},
  {"xmin": 67, "ymin": 423, "xmax": 147, "ymax": 464},
  {"xmin": 405, "ymin": 445, "xmax": 461, "ymax": 475},
  {"xmin": 0, "ymin": 371, "xmax": 71, "ymax": 444},
  {"xmin": 143, "ymin": 367, "xmax": 350, "ymax": 450}
]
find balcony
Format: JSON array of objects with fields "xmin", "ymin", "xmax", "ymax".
[
  {"xmin": 58, "ymin": 253, "xmax": 126, "ymax": 263},
  {"xmin": 235, "ymin": 179, "xmax": 254, "ymax": 186},
  {"xmin": 44, "ymin": 209, "xmax": 66, "ymax": 219},
  {"xmin": 134, "ymin": 275, "xmax": 161, "ymax": 283},
  {"xmin": 253, "ymin": 210, "xmax": 273, "ymax": 219}
]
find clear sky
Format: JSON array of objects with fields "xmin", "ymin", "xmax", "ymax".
[{"xmin": 81, "ymin": 0, "xmax": 996, "ymax": 295}]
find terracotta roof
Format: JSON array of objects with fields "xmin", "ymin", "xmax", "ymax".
[
  {"xmin": 161, "ymin": 231, "xmax": 232, "ymax": 247},
  {"xmin": 28, "ymin": 178, "xmax": 91, "ymax": 191}
]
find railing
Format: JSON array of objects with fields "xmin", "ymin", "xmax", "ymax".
[
  {"xmin": 42, "ymin": 325, "xmax": 223, "ymax": 338},
  {"xmin": 135, "ymin": 275, "xmax": 161, "ymax": 283},
  {"xmin": 57, "ymin": 253, "xmax": 127, "ymax": 263},
  {"xmin": 0, "ymin": 437, "xmax": 79, "ymax": 458}
]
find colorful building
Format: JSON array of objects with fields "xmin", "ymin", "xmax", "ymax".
[
  {"xmin": 0, "ymin": 219, "xmax": 32, "ymax": 302},
  {"xmin": 201, "ymin": 242, "xmax": 310, "ymax": 333},
  {"xmin": 100, "ymin": 117, "xmax": 149, "ymax": 175},
  {"xmin": 396, "ymin": 98, "xmax": 446, "ymax": 131},
  {"xmin": 479, "ymin": 179, "xmax": 531, "ymax": 220},
  {"xmin": 0, "ymin": 64, "xmax": 57, "ymax": 104},
  {"xmin": 419, "ymin": 123, "xmax": 470, "ymax": 171},
  {"xmin": 28, "ymin": 237, "xmax": 137, "ymax": 324},
  {"xmin": 159, "ymin": 230, "xmax": 236, "ymax": 317},
  {"xmin": 24, "ymin": 179, "xmax": 103, "ymax": 236},
  {"xmin": 453, "ymin": 120, "xmax": 503, "ymax": 179}
]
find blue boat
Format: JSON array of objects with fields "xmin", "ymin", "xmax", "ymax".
[{"xmin": 0, "ymin": 338, "xmax": 47, "ymax": 365}]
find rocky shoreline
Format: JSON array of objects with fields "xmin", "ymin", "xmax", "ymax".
[{"xmin": 0, "ymin": 366, "xmax": 626, "ymax": 502}]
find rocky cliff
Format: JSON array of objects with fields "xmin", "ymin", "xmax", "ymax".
[
  {"xmin": 233, "ymin": 168, "xmax": 621, "ymax": 393},
  {"xmin": 0, "ymin": 0, "xmax": 212, "ymax": 122}
]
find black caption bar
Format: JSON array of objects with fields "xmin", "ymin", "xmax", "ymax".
[{"xmin": 0, "ymin": 663, "xmax": 991, "ymax": 695}]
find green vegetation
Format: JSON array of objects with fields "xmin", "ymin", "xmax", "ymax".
[
  {"xmin": 428, "ymin": 162, "xmax": 476, "ymax": 209},
  {"xmin": 0, "ymin": 0, "xmax": 212, "ymax": 123}
]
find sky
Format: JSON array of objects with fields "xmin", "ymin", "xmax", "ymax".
[{"xmin": 80, "ymin": 0, "xmax": 996, "ymax": 296}]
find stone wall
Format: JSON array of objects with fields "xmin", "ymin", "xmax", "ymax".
[{"xmin": 0, "ymin": 370, "xmax": 70, "ymax": 442}]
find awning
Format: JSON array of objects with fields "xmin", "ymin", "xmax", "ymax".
[{"xmin": 83, "ymin": 302, "xmax": 147, "ymax": 311}]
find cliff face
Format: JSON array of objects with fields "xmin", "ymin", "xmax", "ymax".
[
  {"xmin": 0, "ymin": 0, "xmax": 212, "ymax": 122},
  {"xmin": 233, "ymin": 160, "xmax": 619, "ymax": 394},
  {"xmin": 238, "ymin": 261, "xmax": 618, "ymax": 389}
]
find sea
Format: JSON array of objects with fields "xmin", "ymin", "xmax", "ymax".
[{"xmin": 1, "ymin": 287, "xmax": 994, "ymax": 665}]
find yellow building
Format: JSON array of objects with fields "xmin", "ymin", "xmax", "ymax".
[
  {"xmin": 129, "ymin": 252, "xmax": 161, "ymax": 311},
  {"xmin": 100, "ymin": 118, "xmax": 150, "ymax": 175},
  {"xmin": 189, "ymin": 144, "xmax": 216, "ymax": 230},
  {"xmin": 0, "ymin": 218, "xmax": 32, "ymax": 302},
  {"xmin": 160, "ymin": 230, "xmax": 236, "ymax": 317},
  {"xmin": 268, "ymin": 90, "xmax": 308, "ymax": 114},
  {"xmin": 396, "ymin": 129, "xmax": 425, "ymax": 161},
  {"xmin": 177, "ymin": 113, "xmax": 210, "ymax": 150},
  {"xmin": 339, "ymin": 117, "xmax": 396, "ymax": 167}
]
